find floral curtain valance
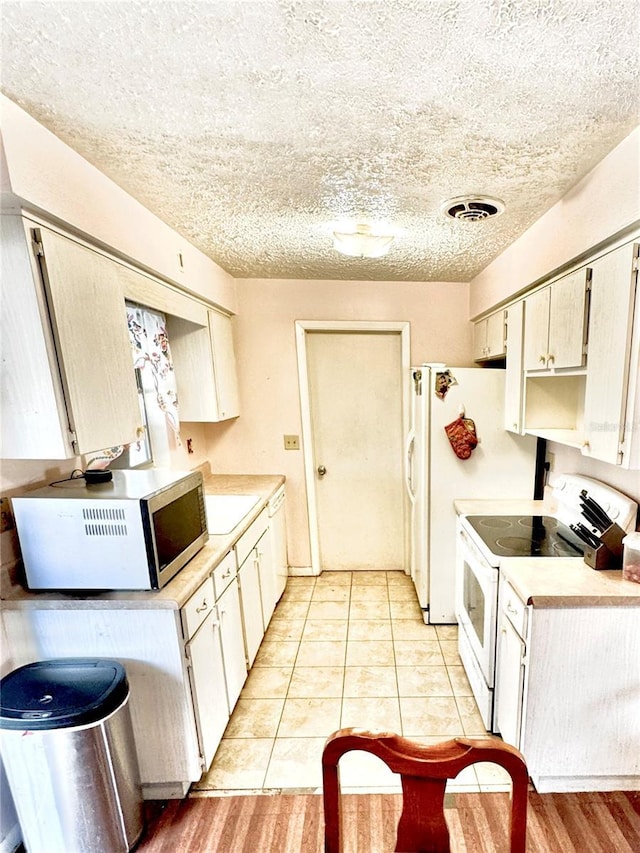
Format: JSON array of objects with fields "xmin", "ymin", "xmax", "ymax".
[{"xmin": 127, "ymin": 305, "xmax": 181, "ymax": 442}]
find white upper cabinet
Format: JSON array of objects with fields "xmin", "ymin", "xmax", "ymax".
[
  {"xmin": 168, "ymin": 309, "xmax": 239, "ymax": 423},
  {"xmin": 473, "ymin": 310, "xmax": 505, "ymax": 361},
  {"xmin": 504, "ymin": 300, "xmax": 526, "ymax": 434},
  {"xmin": 1, "ymin": 217, "xmax": 141, "ymax": 459},
  {"xmin": 208, "ymin": 308, "xmax": 240, "ymax": 420},
  {"xmin": 582, "ymin": 242, "xmax": 639, "ymax": 466},
  {"xmin": 523, "ymin": 268, "xmax": 589, "ymax": 372}
]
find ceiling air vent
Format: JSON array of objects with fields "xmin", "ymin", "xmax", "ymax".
[{"xmin": 441, "ymin": 196, "xmax": 505, "ymax": 222}]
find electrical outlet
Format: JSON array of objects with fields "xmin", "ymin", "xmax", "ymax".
[
  {"xmin": 0, "ymin": 497, "xmax": 15, "ymax": 533},
  {"xmin": 283, "ymin": 434, "xmax": 300, "ymax": 450}
]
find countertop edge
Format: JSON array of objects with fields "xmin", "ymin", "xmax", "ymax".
[{"xmin": 500, "ymin": 562, "xmax": 640, "ymax": 608}]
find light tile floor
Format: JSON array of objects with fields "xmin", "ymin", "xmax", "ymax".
[{"xmin": 193, "ymin": 571, "xmax": 510, "ymax": 795}]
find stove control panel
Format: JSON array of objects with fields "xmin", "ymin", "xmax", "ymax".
[{"xmin": 552, "ymin": 475, "xmax": 638, "ymax": 534}]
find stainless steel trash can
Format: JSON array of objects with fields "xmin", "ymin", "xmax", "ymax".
[{"xmin": 0, "ymin": 658, "xmax": 144, "ymax": 853}]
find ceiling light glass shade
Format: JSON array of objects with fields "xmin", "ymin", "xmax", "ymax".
[{"xmin": 332, "ymin": 224, "xmax": 395, "ymax": 258}]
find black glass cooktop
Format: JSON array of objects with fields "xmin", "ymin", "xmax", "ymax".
[{"xmin": 466, "ymin": 515, "xmax": 584, "ymax": 558}]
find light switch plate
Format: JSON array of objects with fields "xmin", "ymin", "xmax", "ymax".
[{"xmin": 283, "ymin": 434, "xmax": 300, "ymax": 450}]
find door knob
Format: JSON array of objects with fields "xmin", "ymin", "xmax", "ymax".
[{"xmin": 317, "ymin": 465, "xmax": 327, "ymax": 477}]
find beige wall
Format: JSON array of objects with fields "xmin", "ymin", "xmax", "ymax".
[
  {"xmin": 203, "ymin": 278, "xmax": 472, "ymax": 567},
  {"xmin": 470, "ymin": 126, "xmax": 640, "ymax": 318}
]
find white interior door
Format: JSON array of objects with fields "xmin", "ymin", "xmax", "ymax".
[{"xmin": 303, "ymin": 328, "xmax": 407, "ymax": 572}]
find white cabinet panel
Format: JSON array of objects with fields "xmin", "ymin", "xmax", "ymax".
[
  {"xmin": 473, "ymin": 310, "xmax": 505, "ymax": 361},
  {"xmin": 524, "ymin": 269, "xmax": 588, "ymax": 372},
  {"xmin": 583, "ymin": 242, "xmax": 638, "ymax": 465},
  {"xmin": 185, "ymin": 613, "xmax": 229, "ymax": 769},
  {"xmin": 237, "ymin": 550, "xmax": 264, "ymax": 668},
  {"xmin": 236, "ymin": 509, "xmax": 269, "ymax": 567},
  {"xmin": 181, "ymin": 577, "xmax": 215, "ymax": 640},
  {"xmin": 269, "ymin": 487, "xmax": 288, "ymax": 601},
  {"xmin": 523, "ymin": 286, "xmax": 551, "ymax": 371},
  {"xmin": 256, "ymin": 529, "xmax": 277, "ymax": 630},
  {"xmin": 1, "ymin": 218, "xmax": 141, "ymax": 458},
  {"xmin": 504, "ymin": 300, "xmax": 525, "ymax": 434},
  {"xmin": 495, "ymin": 612, "xmax": 525, "ymax": 749},
  {"xmin": 166, "ymin": 309, "xmax": 239, "ymax": 423},
  {"xmin": 209, "ymin": 308, "xmax": 240, "ymax": 420},
  {"xmin": 217, "ymin": 576, "xmax": 247, "ymax": 713}
]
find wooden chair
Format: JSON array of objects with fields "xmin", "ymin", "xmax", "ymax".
[{"xmin": 322, "ymin": 729, "xmax": 528, "ymax": 853}]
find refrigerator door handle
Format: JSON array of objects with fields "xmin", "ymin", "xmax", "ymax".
[{"xmin": 404, "ymin": 429, "xmax": 416, "ymax": 503}]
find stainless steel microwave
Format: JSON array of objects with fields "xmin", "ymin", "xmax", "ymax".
[{"xmin": 12, "ymin": 469, "xmax": 208, "ymax": 591}]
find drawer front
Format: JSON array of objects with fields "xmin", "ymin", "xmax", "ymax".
[
  {"xmin": 501, "ymin": 580, "xmax": 528, "ymax": 639},
  {"xmin": 182, "ymin": 576, "xmax": 215, "ymax": 639},
  {"xmin": 235, "ymin": 507, "xmax": 269, "ymax": 568},
  {"xmin": 212, "ymin": 550, "xmax": 237, "ymax": 599}
]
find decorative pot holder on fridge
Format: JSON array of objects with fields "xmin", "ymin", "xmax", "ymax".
[{"xmin": 444, "ymin": 416, "xmax": 478, "ymax": 459}]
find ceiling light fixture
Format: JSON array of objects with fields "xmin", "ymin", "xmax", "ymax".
[{"xmin": 332, "ymin": 223, "xmax": 395, "ymax": 258}]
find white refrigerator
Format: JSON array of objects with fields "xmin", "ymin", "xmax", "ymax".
[{"xmin": 406, "ymin": 365, "xmax": 538, "ymax": 623}]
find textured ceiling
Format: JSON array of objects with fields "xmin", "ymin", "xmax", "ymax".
[{"xmin": 1, "ymin": 0, "xmax": 639, "ymax": 281}]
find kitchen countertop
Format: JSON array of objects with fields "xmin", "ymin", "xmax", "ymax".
[
  {"xmin": 454, "ymin": 497, "xmax": 640, "ymax": 608},
  {"xmin": 1, "ymin": 473, "xmax": 285, "ymax": 611},
  {"xmin": 500, "ymin": 558, "xmax": 640, "ymax": 607}
]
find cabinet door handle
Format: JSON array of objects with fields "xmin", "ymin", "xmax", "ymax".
[
  {"xmin": 547, "ymin": 354, "xmax": 555, "ymax": 365},
  {"xmin": 222, "ymin": 568, "xmax": 231, "ymax": 579},
  {"xmin": 539, "ymin": 355, "xmax": 546, "ymax": 364},
  {"xmin": 196, "ymin": 599, "xmax": 208, "ymax": 613},
  {"xmin": 506, "ymin": 602, "xmax": 518, "ymax": 615}
]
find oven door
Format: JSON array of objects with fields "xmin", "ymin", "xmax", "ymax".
[{"xmin": 455, "ymin": 519, "xmax": 498, "ymax": 687}]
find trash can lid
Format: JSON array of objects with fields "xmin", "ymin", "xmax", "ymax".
[{"xmin": 0, "ymin": 658, "xmax": 129, "ymax": 731}]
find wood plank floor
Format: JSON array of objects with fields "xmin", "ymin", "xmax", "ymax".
[{"xmin": 136, "ymin": 790, "xmax": 640, "ymax": 852}]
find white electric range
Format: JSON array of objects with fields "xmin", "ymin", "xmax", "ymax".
[{"xmin": 455, "ymin": 474, "xmax": 638, "ymax": 731}]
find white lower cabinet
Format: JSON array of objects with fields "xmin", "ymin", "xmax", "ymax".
[
  {"xmin": 184, "ymin": 611, "xmax": 229, "ymax": 770},
  {"xmin": 237, "ymin": 550, "xmax": 264, "ymax": 668},
  {"xmin": 217, "ymin": 576, "xmax": 247, "ymax": 713},
  {"xmin": 268, "ymin": 486, "xmax": 289, "ymax": 603},
  {"xmin": 495, "ymin": 611, "xmax": 526, "ymax": 748},
  {"xmin": 256, "ymin": 529, "xmax": 278, "ymax": 630},
  {"xmin": 494, "ymin": 573, "xmax": 640, "ymax": 792},
  {"xmin": 235, "ymin": 509, "xmax": 269, "ymax": 667}
]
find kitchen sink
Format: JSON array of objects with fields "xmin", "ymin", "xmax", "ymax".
[{"xmin": 204, "ymin": 494, "xmax": 261, "ymax": 535}]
